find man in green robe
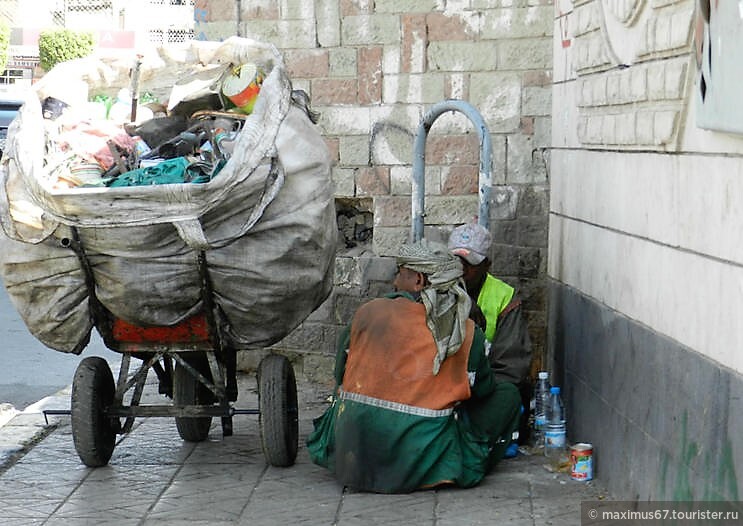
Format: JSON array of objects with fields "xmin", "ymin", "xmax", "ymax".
[{"xmin": 307, "ymin": 239, "xmax": 521, "ymax": 493}]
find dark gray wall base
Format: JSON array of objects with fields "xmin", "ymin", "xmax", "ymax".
[{"xmin": 549, "ymin": 281, "xmax": 741, "ymax": 501}]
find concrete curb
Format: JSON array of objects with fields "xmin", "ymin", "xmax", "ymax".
[{"xmin": 0, "ymin": 387, "xmax": 71, "ymax": 472}]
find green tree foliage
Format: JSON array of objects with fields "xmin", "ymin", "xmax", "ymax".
[
  {"xmin": 38, "ymin": 29, "xmax": 95, "ymax": 72},
  {"xmin": 0, "ymin": 19, "xmax": 10, "ymax": 74}
]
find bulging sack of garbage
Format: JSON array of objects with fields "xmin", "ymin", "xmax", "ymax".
[{"xmin": 0, "ymin": 37, "xmax": 336, "ymax": 353}]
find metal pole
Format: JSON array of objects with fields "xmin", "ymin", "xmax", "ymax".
[{"xmin": 411, "ymin": 100, "xmax": 492, "ymax": 242}]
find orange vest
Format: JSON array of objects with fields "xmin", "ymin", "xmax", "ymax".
[{"xmin": 343, "ymin": 296, "xmax": 474, "ymax": 410}]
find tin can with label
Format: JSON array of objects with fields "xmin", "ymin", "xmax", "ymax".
[
  {"xmin": 222, "ymin": 63, "xmax": 265, "ymax": 115},
  {"xmin": 570, "ymin": 443, "xmax": 593, "ymax": 481}
]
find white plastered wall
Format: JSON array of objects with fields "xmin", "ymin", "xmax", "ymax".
[{"xmin": 550, "ymin": 0, "xmax": 743, "ymax": 375}]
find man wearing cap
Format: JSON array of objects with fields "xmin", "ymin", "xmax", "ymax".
[
  {"xmin": 448, "ymin": 223, "xmax": 532, "ymax": 385},
  {"xmin": 448, "ymin": 223, "xmax": 533, "ymax": 442},
  {"xmin": 306, "ymin": 239, "xmax": 521, "ymax": 493}
]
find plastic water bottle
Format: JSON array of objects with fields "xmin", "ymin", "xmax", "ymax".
[
  {"xmin": 544, "ymin": 386, "xmax": 566, "ymax": 461},
  {"xmin": 531, "ymin": 371, "xmax": 550, "ymax": 449}
]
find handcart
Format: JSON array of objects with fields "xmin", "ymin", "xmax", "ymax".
[
  {"xmin": 62, "ymin": 230, "xmax": 299, "ymax": 469},
  {"xmin": 1, "ymin": 37, "xmax": 334, "ymax": 470}
]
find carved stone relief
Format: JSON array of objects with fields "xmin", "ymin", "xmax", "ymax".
[{"xmin": 570, "ymin": 0, "xmax": 695, "ymax": 150}]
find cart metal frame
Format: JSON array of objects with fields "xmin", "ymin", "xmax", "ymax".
[{"xmin": 55, "ymin": 226, "xmax": 299, "ymax": 468}]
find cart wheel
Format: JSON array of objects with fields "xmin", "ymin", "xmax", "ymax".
[
  {"xmin": 258, "ymin": 354, "xmax": 298, "ymax": 467},
  {"xmin": 174, "ymin": 355, "xmax": 214, "ymax": 442},
  {"xmin": 71, "ymin": 356, "xmax": 117, "ymax": 467}
]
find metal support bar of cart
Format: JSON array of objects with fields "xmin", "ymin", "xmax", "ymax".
[{"xmin": 411, "ymin": 100, "xmax": 493, "ymax": 242}]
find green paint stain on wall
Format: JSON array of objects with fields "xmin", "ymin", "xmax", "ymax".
[{"xmin": 661, "ymin": 411, "xmax": 739, "ymax": 501}]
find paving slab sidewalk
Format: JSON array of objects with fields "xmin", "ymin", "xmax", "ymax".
[{"xmin": 0, "ymin": 370, "xmax": 610, "ymax": 525}]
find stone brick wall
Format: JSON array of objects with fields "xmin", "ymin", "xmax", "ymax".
[{"xmin": 196, "ymin": 0, "xmax": 553, "ymax": 383}]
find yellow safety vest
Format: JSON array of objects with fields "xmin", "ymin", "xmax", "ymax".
[{"xmin": 477, "ymin": 274, "xmax": 514, "ymax": 342}]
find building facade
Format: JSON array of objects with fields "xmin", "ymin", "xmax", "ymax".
[{"xmin": 551, "ymin": 0, "xmax": 741, "ymax": 501}]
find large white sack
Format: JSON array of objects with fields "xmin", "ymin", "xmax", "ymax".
[{"xmin": 0, "ymin": 37, "xmax": 336, "ymax": 353}]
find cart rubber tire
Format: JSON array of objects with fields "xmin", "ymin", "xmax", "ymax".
[
  {"xmin": 174, "ymin": 355, "xmax": 214, "ymax": 442},
  {"xmin": 258, "ymin": 354, "xmax": 298, "ymax": 467},
  {"xmin": 71, "ymin": 356, "xmax": 117, "ymax": 467}
]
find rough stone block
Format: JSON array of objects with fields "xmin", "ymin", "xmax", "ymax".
[
  {"xmin": 481, "ymin": 6, "xmax": 553, "ymax": 39},
  {"xmin": 390, "ymin": 165, "xmax": 413, "ymax": 195},
  {"xmin": 238, "ymin": 0, "xmax": 278, "ymax": 20},
  {"xmin": 356, "ymin": 166, "xmax": 391, "ymax": 196},
  {"xmin": 334, "ymin": 293, "xmax": 366, "ymax": 324},
  {"xmin": 498, "ymin": 37, "xmax": 552, "ymax": 70},
  {"xmin": 199, "ymin": 22, "xmax": 239, "ymax": 41},
  {"xmin": 517, "ymin": 184, "xmax": 549, "ymax": 216},
  {"xmin": 521, "ymin": 116, "xmax": 534, "ymax": 135},
  {"xmin": 491, "ymin": 244, "xmax": 542, "ymax": 277},
  {"xmin": 277, "ymin": 323, "xmax": 329, "ymax": 352},
  {"xmin": 284, "ymin": 49, "xmax": 330, "ymax": 79},
  {"xmin": 401, "ymin": 14, "xmax": 427, "ymax": 73},
  {"xmin": 427, "ymin": 11, "xmax": 479, "ymax": 41},
  {"xmin": 522, "ymin": 70, "xmax": 552, "ymax": 87},
  {"xmin": 374, "ymin": 195, "xmax": 411, "ymax": 227},
  {"xmin": 383, "ymin": 73, "xmax": 446, "ymax": 104},
  {"xmin": 424, "ymin": 134, "xmax": 480, "ymax": 165},
  {"xmin": 523, "ymin": 85, "xmax": 552, "ymax": 116},
  {"xmin": 333, "ymin": 167, "xmax": 356, "ymax": 197},
  {"xmin": 372, "ymin": 226, "xmax": 409, "ymax": 257},
  {"xmin": 375, "ymin": 0, "xmax": 439, "ymax": 12},
  {"xmin": 507, "ymin": 133, "xmax": 548, "ymax": 184},
  {"xmin": 340, "ymin": 0, "xmax": 375, "ymax": 16},
  {"xmin": 470, "ymin": 72, "xmax": 522, "ymax": 133},
  {"xmin": 281, "ymin": 0, "xmax": 316, "ymax": 21},
  {"xmin": 518, "ymin": 215, "xmax": 549, "ymax": 247},
  {"xmin": 301, "ymin": 352, "xmax": 336, "ymax": 385},
  {"xmin": 533, "ymin": 116, "xmax": 551, "ymax": 150},
  {"xmin": 390, "ymin": 164, "xmax": 443, "ymax": 196},
  {"xmin": 492, "ymin": 218, "xmax": 518, "ymax": 245},
  {"xmin": 445, "ymin": 72, "xmax": 471, "ymax": 100},
  {"xmin": 422, "ymin": 195, "xmax": 480, "ymax": 224},
  {"xmin": 441, "ymin": 165, "xmax": 478, "ymax": 195},
  {"xmin": 428, "ymin": 41, "xmax": 499, "ymax": 72},
  {"xmin": 241, "ymin": 19, "xmax": 317, "ymax": 48},
  {"xmin": 360, "ymin": 254, "xmax": 397, "ymax": 283},
  {"xmin": 334, "ymin": 256, "xmax": 364, "ymax": 287},
  {"xmin": 311, "ymin": 78, "xmax": 358, "ymax": 105},
  {"xmin": 316, "ymin": 0, "xmax": 341, "ymax": 47},
  {"xmin": 370, "ymin": 118, "xmax": 415, "ymax": 166},
  {"xmin": 304, "ymin": 293, "xmax": 335, "ymax": 323},
  {"xmin": 329, "ymin": 47, "xmax": 358, "ymax": 77},
  {"xmin": 317, "ymin": 106, "xmax": 372, "ymax": 135},
  {"xmin": 341, "ymin": 14, "xmax": 401, "ymax": 45},
  {"xmin": 491, "ymin": 185, "xmax": 519, "ymax": 220},
  {"xmin": 358, "ymin": 47, "xmax": 383, "ymax": 104},
  {"xmin": 339, "ymin": 135, "xmax": 371, "ymax": 166}
]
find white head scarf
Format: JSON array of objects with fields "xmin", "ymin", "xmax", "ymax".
[{"xmin": 396, "ymin": 239, "xmax": 472, "ymax": 375}]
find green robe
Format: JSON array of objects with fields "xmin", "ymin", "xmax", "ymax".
[{"xmin": 307, "ymin": 291, "xmax": 521, "ymax": 493}]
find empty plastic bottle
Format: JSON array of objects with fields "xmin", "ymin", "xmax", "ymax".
[
  {"xmin": 544, "ymin": 386, "xmax": 566, "ymax": 462},
  {"xmin": 531, "ymin": 371, "xmax": 550, "ymax": 449}
]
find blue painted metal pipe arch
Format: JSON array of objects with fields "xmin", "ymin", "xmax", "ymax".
[{"xmin": 411, "ymin": 100, "xmax": 492, "ymax": 242}]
